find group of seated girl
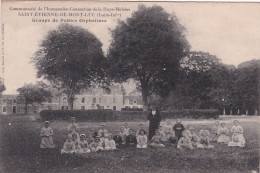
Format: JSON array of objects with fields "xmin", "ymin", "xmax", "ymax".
[{"xmin": 40, "ymin": 117, "xmax": 246, "ymax": 154}]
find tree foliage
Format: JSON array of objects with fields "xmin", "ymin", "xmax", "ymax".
[
  {"xmin": 0, "ymin": 78, "xmax": 5, "ymax": 96},
  {"xmin": 108, "ymin": 5, "xmax": 190, "ymax": 109},
  {"xmin": 17, "ymin": 82, "xmax": 52, "ymax": 114},
  {"xmin": 32, "ymin": 24, "xmax": 109, "ymax": 110}
]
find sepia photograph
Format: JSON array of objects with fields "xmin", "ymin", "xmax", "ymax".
[{"xmin": 0, "ymin": 1, "xmax": 260, "ymax": 173}]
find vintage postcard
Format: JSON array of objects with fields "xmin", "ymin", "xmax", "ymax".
[{"xmin": 1, "ymin": 1, "xmax": 259, "ymax": 173}]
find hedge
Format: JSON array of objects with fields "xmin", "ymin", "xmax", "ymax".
[{"xmin": 40, "ymin": 109, "xmax": 219, "ymax": 122}]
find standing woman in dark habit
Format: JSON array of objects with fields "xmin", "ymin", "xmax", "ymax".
[{"xmin": 147, "ymin": 106, "xmax": 162, "ymax": 140}]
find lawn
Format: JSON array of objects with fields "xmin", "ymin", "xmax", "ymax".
[{"xmin": 0, "ymin": 115, "xmax": 259, "ymax": 173}]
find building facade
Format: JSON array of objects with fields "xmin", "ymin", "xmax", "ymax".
[{"xmin": 0, "ymin": 85, "xmax": 134, "ymax": 115}]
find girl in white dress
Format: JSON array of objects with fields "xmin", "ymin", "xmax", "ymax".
[
  {"xmin": 217, "ymin": 122, "xmax": 230, "ymax": 144},
  {"xmin": 68, "ymin": 117, "xmax": 80, "ymax": 140},
  {"xmin": 228, "ymin": 120, "xmax": 245, "ymax": 147},
  {"xmin": 104, "ymin": 133, "xmax": 116, "ymax": 150},
  {"xmin": 40, "ymin": 121, "xmax": 55, "ymax": 148},
  {"xmin": 61, "ymin": 134, "xmax": 76, "ymax": 154},
  {"xmin": 210, "ymin": 121, "xmax": 220, "ymax": 142},
  {"xmin": 137, "ymin": 129, "xmax": 148, "ymax": 149},
  {"xmin": 77, "ymin": 134, "xmax": 91, "ymax": 154}
]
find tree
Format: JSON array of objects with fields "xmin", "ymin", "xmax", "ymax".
[
  {"xmin": 0, "ymin": 78, "xmax": 5, "ymax": 96},
  {"xmin": 17, "ymin": 82, "xmax": 52, "ymax": 114},
  {"xmin": 108, "ymin": 5, "xmax": 190, "ymax": 110},
  {"xmin": 32, "ymin": 24, "xmax": 109, "ymax": 110}
]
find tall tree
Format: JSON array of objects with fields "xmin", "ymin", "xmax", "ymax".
[
  {"xmin": 17, "ymin": 82, "xmax": 52, "ymax": 114},
  {"xmin": 108, "ymin": 5, "xmax": 190, "ymax": 110},
  {"xmin": 32, "ymin": 24, "xmax": 109, "ymax": 110},
  {"xmin": 0, "ymin": 78, "xmax": 5, "ymax": 96}
]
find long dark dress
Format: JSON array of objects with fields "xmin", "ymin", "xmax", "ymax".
[
  {"xmin": 173, "ymin": 123, "xmax": 185, "ymax": 139},
  {"xmin": 147, "ymin": 111, "xmax": 162, "ymax": 140}
]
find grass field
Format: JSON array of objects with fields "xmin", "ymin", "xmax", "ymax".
[{"xmin": 0, "ymin": 115, "xmax": 259, "ymax": 173}]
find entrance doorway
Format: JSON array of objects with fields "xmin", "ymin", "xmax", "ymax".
[{"xmin": 13, "ymin": 106, "xmax": 16, "ymax": 114}]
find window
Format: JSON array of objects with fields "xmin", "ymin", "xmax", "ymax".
[
  {"xmin": 81, "ymin": 106, "xmax": 85, "ymax": 110},
  {"xmin": 93, "ymin": 97, "xmax": 96, "ymax": 103},
  {"xmin": 133, "ymin": 99, "xmax": 137, "ymax": 104},
  {"xmin": 61, "ymin": 106, "xmax": 68, "ymax": 110},
  {"xmin": 47, "ymin": 106, "xmax": 52, "ymax": 110},
  {"xmin": 113, "ymin": 106, "xmax": 116, "ymax": 110},
  {"xmin": 81, "ymin": 98, "xmax": 85, "ymax": 103},
  {"xmin": 3, "ymin": 106, "xmax": 6, "ymax": 112},
  {"xmin": 3, "ymin": 99, "xmax": 6, "ymax": 103},
  {"xmin": 113, "ymin": 98, "xmax": 116, "ymax": 103},
  {"xmin": 99, "ymin": 106, "xmax": 104, "ymax": 109},
  {"xmin": 13, "ymin": 99, "xmax": 16, "ymax": 103}
]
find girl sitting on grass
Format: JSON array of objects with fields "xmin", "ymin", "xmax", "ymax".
[
  {"xmin": 105, "ymin": 133, "xmax": 116, "ymax": 150},
  {"xmin": 177, "ymin": 131, "xmax": 194, "ymax": 150},
  {"xmin": 163, "ymin": 119, "xmax": 174, "ymax": 139},
  {"xmin": 123, "ymin": 123, "xmax": 130, "ymax": 136},
  {"xmin": 113, "ymin": 130, "xmax": 123, "ymax": 148},
  {"xmin": 185, "ymin": 125, "xmax": 192, "ymax": 138},
  {"xmin": 61, "ymin": 134, "xmax": 76, "ymax": 154},
  {"xmin": 86, "ymin": 132, "xmax": 94, "ymax": 144},
  {"xmin": 150, "ymin": 129, "xmax": 165, "ymax": 148},
  {"xmin": 197, "ymin": 131, "xmax": 215, "ymax": 149},
  {"xmin": 136, "ymin": 123, "xmax": 146, "ymax": 136},
  {"xmin": 228, "ymin": 120, "xmax": 245, "ymax": 147},
  {"xmin": 68, "ymin": 117, "xmax": 80, "ymax": 141},
  {"xmin": 137, "ymin": 129, "xmax": 147, "ymax": 149},
  {"xmin": 98, "ymin": 124, "xmax": 108, "ymax": 147},
  {"xmin": 89, "ymin": 136, "xmax": 103, "ymax": 152},
  {"xmin": 126, "ymin": 129, "xmax": 137, "ymax": 147},
  {"xmin": 119, "ymin": 126, "xmax": 127, "ymax": 145},
  {"xmin": 217, "ymin": 122, "xmax": 230, "ymax": 144},
  {"xmin": 210, "ymin": 121, "xmax": 220, "ymax": 142},
  {"xmin": 199, "ymin": 124, "xmax": 210, "ymax": 137},
  {"xmin": 40, "ymin": 121, "xmax": 55, "ymax": 149},
  {"xmin": 190, "ymin": 128, "xmax": 200, "ymax": 148},
  {"xmin": 77, "ymin": 134, "xmax": 91, "ymax": 154},
  {"xmin": 173, "ymin": 118, "xmax": 185, "ymax": 140},
  {"xmin": 158, "ymin": 125, "xmax": 167, "ymax": 142}
]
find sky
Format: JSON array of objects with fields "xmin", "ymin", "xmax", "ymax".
[{"xmin": 1, "ymin": 2, "xmax": 260, "ymax": 94}]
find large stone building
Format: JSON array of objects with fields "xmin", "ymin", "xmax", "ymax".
[{"xmin": 0, "ymin": 85, "xmax": 143, "ymax": 115}]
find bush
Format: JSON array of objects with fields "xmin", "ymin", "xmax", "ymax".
[
  {"xmin": 40, "ymin": 109, "xmax": 219, "ymax": 122},
  {"xmin": 121, "ymin": 108, "xmax": 143, "ymax": 111},
  {"xmin": 161, "ymin": 109, "xmax": 220, "ymax": 119},
  {"xmin": 40, "ymin": 110, "xmax": 116, "ymax": 122}
]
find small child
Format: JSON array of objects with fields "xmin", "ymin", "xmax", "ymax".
[
  {"xmin": 123, "ymin": 123, "xmax": 130, "ymax": 135},
  {"xmin": 173, "ymin": 118, "xmax": 185, "ymax": 140},
  {"xmin": 98, "ymin": 124, "xmax": 108, "ymax": 146},
  {"xmin": 86, "ymin": 132, "xmax": 95, "ymax": 145},
  {"xmin": 190, "ymin": 128, "xmax": 200, "ymax": 148},
  {"xmin": 163, "ymin": 119, "xmax": 174, "ymax": 139},
  {"xmin": 89, "ymin": 136, "xmax": 104, "ymax": 152},
  {"xmin": 228, "ymin": 120, "xmax": 245, "ymax": 147},
  {"xmin": 61, "ymin": 134, "xmax": 76, "ymax": 154},
  {"xmin": 113, "ymin": 130, "xmax": 123, "ymax": 148},
  {"xmin": 217, "ymin": 122, "xmax": 230, "ymax": 144},
  {"xmin": 185, "ymin": 125, "xmax": 192, "ymax": 138},
  {"xmin": 197, "ymin": 131, "xmax": 215, "ymax": 149},
  {"xmin": 77, "ymin": 134, "xmax": 91, "ymax": 154},
  {"xmin": 68, "ymin": 117, "xmax": 80, "ymax": 141},
  {"xmin": 136, "ymin": 123, "xmax": 146, "ymax": 136},
  {"xmin": 199, "ymin": 125, "xmax": 210, "ymax": 137},
  {"xmin": 210, "ymin": 121, "xmax": 220, "ymax": 142},
  {"xmin": 137, "ymin": 129, "xmax": 148, "ymax": 149},
  {"xmin": 40, "ymin": 121, "xmax": 55, "ymax": 149},
  {"xmin": 119, "ymin": 126, "xmax": 127, "ymax": 145},
  {"xmin": 105, "ymin": 133, "xmax": 116, "ymax": 150},
  {"xmin": 158, "ymin": 125, "xmax": 167, "ymax": 142},
  {"xmin": 125, "ymin": 129, "xmax": 137, "ymax": 147},
  {"xmin": 90, "ymin": 127, "xmax": 98, "ymax": 138},
  {"xmin": 177, "ymin": 131, "xmax": 194, "ymax": 150},
  {"xmin": 150, "ymin": 129, "xmax": 165, "ymax": 148},
  {"xmin": 228, "ymin": 131, "xmax": 246, "ymax": 147},
  {"xmin": 72, "ymin": 133, "xmax": 80, "ymax": 150}
]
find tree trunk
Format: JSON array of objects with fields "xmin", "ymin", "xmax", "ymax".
[
  {"xmin": 25, "ymin": 102, "xmax": 28, "ymax": 114},
  {"xmin": 142, "ymin": 88, "xmax": 148, "ymax": 111},
  {"xmin": 68, "ymin": 96, "xmax": 74, "ymax": 110}
]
